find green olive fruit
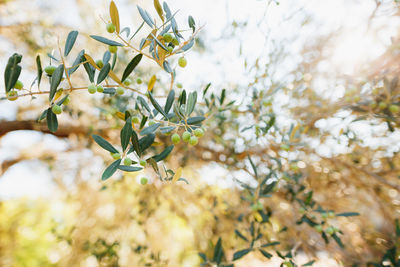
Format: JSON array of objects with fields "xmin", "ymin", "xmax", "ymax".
[
  {"xmin": 315, "ymin": 225, "xmax": 323, "ymax": 233},
  {"xmin": 109, "ymin": 45, "xmax": 117, "ymax": 53},
  {"xmin": 326, "ymin": 226, "xmax": 335, "ymax": 235},
  {"xmin": 96, "ymin": 59, "xmax": 104, "ymax": 68},
  {"xmin": 136, "ymin": 78, "xmax": 143, "ymax": 84},
  {"xmin": 194, "ymin": 128, "xmax": 204, "ymax": 137},
  {"xmin": 176, "ymin": 83, "xmax": 183, "ymax": 89},
  {"xmin": 280, "ymin": 144, "xmax": 290, "ymax": 151},
  {"xmin": 327, "ymin": 211, "xmax": 335, "ymax": 218},
  {"xmin": 63, "ymin": 96, "xmax": 70, "ymax": 105},
  {"xmin": 140, "ymin": 177, "xmax": 148, "ymax": 185},
  {"xmin": 44, "ymin": 65, "xmax": 57, "ymax": 76},
  {"xmin": 178, "ymin": 57, "xmax": 187, "ymax": 68},
  {"xmin": 182, "ymin": 131, "xmax": 191, "ymax": 142},
  {"xmin": 139, "ymin": 160, "xmax": 146, "ymax": 167},
  {"xmin": 167, "ymin": 46, "xmax": 173, "ymax": 53},
  {"xmin": 97, "ymin": 85, "xmax": 104, "ymax": 93},
  {"xmin": 116, "ymin": 87, "xmax": 125, "ymax": 95},
  {"xmin": 172, "ymin": 37, "xmax": 179, "ymax": 46},
  {"xmin": 7, "ymin": 90, "xmax": 18, "ymax": 101},
  {"xmin": 148, "ymin": 120, "xmax": 156, "ymax": 126},
  {"xmin": 131, "ymin": 116, "xmax": 140, "ymax": 124},
  {"xmin": 52, "ymin": 104, "xmax": 62, "ymax": 115},
  {"xmin": 189, "ymin": 135, "xmax": 198, "ymax": 146},
  {"xmin": 106, "ymin": 23, "xmax": 116, "ymax": 33},
  {"xmin": 88, "ymin": 83, "xmax": 97, "ymax": 94},
  {"xmin": 171, "ymin": 133, "xmax": 181, "ymax": 144},
  {"xmin": 123, "ymin": 78, "xmax": 132, "ymax": 86},
  {"xmin": 14, "ymin": 80, "xmax": 23, "ymax": 90},
  {"xmin": 163, "ymin": 33, "xmax": 173, "ymax": 43},
  {"xmin": 389, "ymin": 104, "xmax": 399, "ymax": 113},
  {"xmin": 124, "ymin": 158, "xmax": 132, "ymax": 166},
  {"xmin": 112, "ymin": 153, "xmax": 121, "ymax": 160},
  {"xmin": 379, "ymin": 102, "xmax": 387, "ymax": 110}
]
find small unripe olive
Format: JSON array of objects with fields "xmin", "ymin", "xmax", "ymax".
[
  {"xmin": 7, "ymin": 90, "xmax": 18, "ymax": 101},
  {"xmin": 327, "ymin": 211, "xmax": 335, "ymax": 218},
  {"xmin": 131, "ymin": 116, "xmax": 140, "ymax": 124},
  {"xmin": 106, "ymin": 23, "xmax": 116, "ymax": 33},
  {"xmin": 124, "ymin": 158, "xmax": 132, "ymax": 166},
  {"xmin": 14, "ymin": 80, "xmax": 23, "ymax": 90},
  {"xmin": 109, "ymin": 45, "xmax": 117, "ymax": 53},
  {"xmin": 44, "ymin": 65, "xmax": 56, "ymax": 76},
  {"xmin": 163, "ymin": 33, "xmax": 173, "ymax": 43},
  {"xmin": 176, "ymin": 83, "xmax": 183, "ymax": 89},
  {"xmin": 194, "ymin": 128, "xmax": 204, "ymax": 137},
  {"xmin": 140, "ymin": 177, "xmax": 148, "ymax": 185},
  {"xmin": 97, "ymin": 85, "xmax": 104, "ymax": 93},
  {"xmin": 167, "ymin": 46, "xmax": 173, "ymax": 53},
  {"xmin": 139, "ymin": 160, "xmax": 146, "ymax": 167},
  {"xmin": 63, "ymin": 96, "xmax": 70, "ymax": 105},
  {"xmin": 389, "ymin": 104, "xmax": 399, "ymax": 113},
  {"xmin": 136, "ymin": 78, "xmax": 143, "ymax": 84},
  {"xmin": 52, "ymin": 104, "xmax": 62, "ymax": 115},
  {"xmin": 88, "ymin": 83, "xmax": 97, "ymax": 94},
  {"xmin": 148, "ymin": 120, "xmax": 156, "ymax": 126},
  {"xmin": 178, "ymin": 57, "xmax": 187, "ymax": 68},
  {"xmin": 172, "ymin": 37, "xmax": 179, "ymax": 46},
  {"xmin": 326, "ymin": 226, "xmax": 335, "ymax": 235},
  {"xmin": 315, "ymin": 225, "xmax": 323, "ymax": 233},
  {"xmin": 321, "ymin": 212, "xmax": 328, "ymax": 219},
  {"xmin": 378, "ymin": 102, "xmax": 387, "ymax": 110},
  {"xmin": 96, "ymin": 59, "xmax": 104, "ymax": 68},
  {"xmin": 171, "ymin": 133, "xmax": 181, "ymax": 144},
  {"xmin": 116, "ymin": 87, "xmax": 125, "ymax": 95},
  {"xmin": 123, "ymin": 78, "xmax": 132, "ymax": 86},
  {"xmin": 182, "ymin": 131, "xmax": 191, "ymax": 142},
  {"xmin": 189, "ymin": 135, "xmax": 198, "ymax": 146},
  {"xmin": 112, "ymin": 153, "xmax": 121, "ymax": 159},
  {"xmin": 372, "ymin": 88, "xmax": 379, "ymax": 95},
  {"xmin": 280, "ymin": 144, "xmax": 290, "ymax": 151}
]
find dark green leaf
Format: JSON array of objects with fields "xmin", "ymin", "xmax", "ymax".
[
  {"xmin": 233, "ymin": 248, "xmax": 251, "ymax": 261},
  {"xmin": 179, "ymin": 89, "xmax": 186, "ymax": 105},
  {"xmin": 36, "ymin": 55, "xmax": 42, "ymax": 88},
  {"xmin": 164, "ymin": 90, "xmax": 175, "ymax": 113},
  {"xmin": 186, "ymin": 91, "xmax": 197, "ymax": 116},
  {"xmin": 160, "ymin": 126, "xmax": 175, "ymax": 134},
  {"xmin": 163, "ymin": 61, "xmax": 173, "ymax": 73},
  {"xmin": 181, "ymin": 39, "xmax": 194, "ymax": 52},
  {"xmin": 64, "ymin": 30, "xmax": 78, "ymax": 57},
  {"xmin": 139, "ymin": 133, "xmax": 155, "ymax": 151},
  {"xmin": 90, "ymin": 35, "xmax": 124, "ymax": 46},
  {"xmin": 198, "ymin": 252, "xmax": 207, "ymax": 262},
  {"xmin": 187, "ymin": 116, "xmax": 205, "ymax": 125},
  {"xmin": 148, "ymin": 157, "xmax": 159, "ymax": 174},
  {"xmin": 261, "ymin": 241, "xmax": 280, "ymax": 247},
  {"xmin": 149, "ymin": 92, "xmax": 168, "ymax": 119},
  {"xmin": 56, "ymin": 94, "xmax": 69, "ymax": 105},
  {"xmin": 97, "ymin": 63, "xmax": 111, "ymax": 84},
  {"xmin": 38, "ymin": 109, "xmax": 48, "ymax": 122},
  {"xmin": 68, "ymin": 50, "xmax": 85, "ymax": 76},
  {"xmin": 103, "ymin": 88, "xmax": 116, "ymax": 94},
  {"xmin": 140, "ymin": 123, "xmax": 160, "ymax": 135},
  {"xmin": 140, "ymin": 116, "xmax": 148, "ymax": 129},
  {"xmin": 92, "ymin": 134, "xmax": 119, "ymax": 153},
  {"xmin": 138, "ymin": 96, "xmax": 152, "ymax": 114},
  {"xmin": 396, "ymin": 219, "xmax": 400, "ymax": 237},
  {"xmin": 49, "ymin": 64, "xmax": 64, "ymax": 101},
  {"xmin": 234, "ymin": 229, "xmax": 248, "ymax": 241},
  {"xmin": 46, "ymin": 108, "xmax": 58, "ymax": 133},
  {"xmin": 335, "ymin": 212, "xmax": 360, "ymax": 217},
  {"xmin": 118, "ymin": 165, "xmax": 142, "ymax": 172},
  {"xmin": 152, "ymin": 145, "xmax": 174, "ymax": 162},
  {"xmin": 131, "ymin": 130, "xmax": 141, "ymax": 156},
  {"xmin": 4, "ymin": 53, "xmax": 22, "ymax": 93},
  {"xmin": 247, "ymin": 155, "xmax": 258, "ymax": 178},
  {"xmin": 120, "ymin": 119, "xmax": 132, "ymax": 151},
  {"xmin": 102, "ymin": 159, "xmax": 121, "ymax": 181},
  {"xmin": 103, "ymin": 51, "xmax": 111, "ymax": 65},
  {"xmin": 213, "ymin": 238, "xmax": 224, "ymax": 265},
  {"xmin": 203, "ymin": 83, "xmax": 211, "ymax": 96},
  {"xmin": 83, "ymin": 60, "xmax": 95, "ymax": 83},
  {"xmin": 188, "ymin": 15, "xmax": 195, "ymax": 33},
  {"xmin": 262, "ymin": 181, "xmax": 276, "ymax": 195},
  {"xmin": 259, "ymin": 249, "xmax": 272, "ymax": 259},
  {"xmin": 332, "ymin": 233, "xmax": 344, "ymax": 248},
  {"xmin": 302, "ymin": 260, "xmax": 316, "ymax": 266},
  {"xmin": 121, "ymin": 54, "xmax": 143, "ymax": 82}
]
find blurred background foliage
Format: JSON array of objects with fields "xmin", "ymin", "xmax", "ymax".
[{"xmin": 1, "ymin": 0, "xmax": 400, "ymax": 266}]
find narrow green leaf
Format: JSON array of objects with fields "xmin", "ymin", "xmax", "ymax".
[
  {"xmin": 178, "ymin": 89, "xmax": 186, "ymax": 105},
  {"xmin": 131, "ymin": 130, "xmax": 141, "ymax": 156},
  {"xmin": 68, "ymin": 49, "xmax": 85, "ymax": 76},
  {"xmin": 46, "ymin": 108, "xmax": 58, "ymax": 133},
  {"xmin": 138, "ymin": 96, "xmax": 152, "ymax": 114},
  {"xmin": 64, "ymin": 30, "xmax": 78, "ymax": 57},
  {"xmin": 188, "ymin": 15, "xmax": 195, "ymax": 33},
  {"xmin": 150, "ymin": 33, "xmax": 168, "ymax": 51},
  {"xmin": 234, "ymin": 230, "xmax": 248, "ymax": 242},
  {"xmin": 118, "ymin": 165, "xmax": 142, "ymax": 172},
  {"xmin": 36, "ymin": 55, "xmax": 42, "ymax": 88},
  {"xmin": 148, "ymin": 92, "xmax": 168, "ymax": 119},
  {"xmin": 120, "ymin": 119, "xmax": 132, "ymax": 151},
  {"xmin": 186, "ymin": 116, "xmax": 205, "ymax": 125},
  {"xmin": 247, "ymin": 155, "xmax": 258, "ymax": 178},
  {"xmin": 102, "ymin": 159, "xmax": 121, "ymax": 180},
  {"xmin": 163, "ymin": 2, "xmax": 172, "ymax": 19},
  {"xmin": 83, "ymin": 60, "xmax": 95, "ymax": 83},
  {"xmin": 152, "ymin": 145, "xmax": 174, "ymax": 162},
  {"xmin": 49, "ymin": 64, "xmax": 64, "ymax": 101},
  {"xmin": 261, "ymin": 241, "xmax": 280, "ymax": 248},
  {"xmin": 92, "ymin": 134, "xmax": 119, "ymax": 153},
  {"xmin": 160, "ymin": 126, "xmax": 175, "ymax": 134},
  {"xmin": 332, "ymin": 233, "xmax": 344, "ymax": 248},
  {"xmin": 140, "ymin": 123, "xmax": 160, "ymax": 135},
  {"xmin": 186, "ymin": 91, "xmax": 197, "ymax": 116},
  {"xmin": 335, "ymin": 212, "xmax": 360, "ymax": 217},
  {"xmin": 103, "ymin": 51, "xmax": 111, "ymax": 65},
  {"xmin": 90, "ymin": 35, "xmax": 124, "ymax": 46},
  {"xmin": 139, "ymin": 133, "xmax": 155, "ymax": 151},
  {"xmin": 137, "ymin": 6, "xmax": 154, "ymax": 28},
  {"xmin": 213, "ymin": 238, "xmax": 223, "ymax": 265},
  {"xmin": 130, "ymin": 21, "xmax": 145, "ymax": 40},
  {"xmin": 38, "ymin": 109, "xmax": 48, "ymax": 122},
  {"xmin": 56, "ymin": 94, "xmax": 69, "ymax": 105},
  {"xmin": 233, "ymin": 248, "xmax": 251, "ymax": 261},
  {"xmin": 302, "ymin": 260, "xmax": 316, "ymax": 266},
  {"xmin": 259, "ymin": 249, "xmax": 272, "ymax": 259},
  {"xmin": 163, "ymin": 60, "xmax": 173, "ymax": 73},
  {"xmin": 97, "ymin": 63, "xmax": 111, "ymax": 84},
  {"xmin": 164, "ymin": 90, "xmax": 175, "ymax": 113},
  {"xmin": 121, "ymin": 54, "xmax": 143, "ymax": 82},
  {"xmin": 4, "ymin": 53, "xmax": 22, "ymax": 93}
]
